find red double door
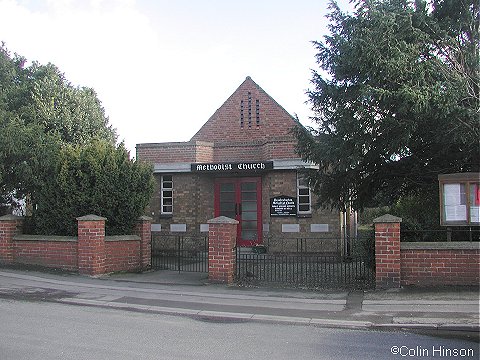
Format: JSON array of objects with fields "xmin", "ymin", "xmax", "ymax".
[{"xmin": 214, "ymin": 177, "xmax": 262, "ymax": 247}]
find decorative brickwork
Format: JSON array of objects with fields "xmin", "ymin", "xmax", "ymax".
[
  {"xmin": 207, "ymin": 216, "xmax": 238, "ymax": 284},
  {"xmin": 374, "ymin": 215, "xmax": 402, "ymax": 289},
  {"xmin": 191, "ymin": 77, "xmax": 298, "ymax": 145}
]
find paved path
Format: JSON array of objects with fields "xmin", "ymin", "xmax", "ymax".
[{"xmin": 0, "ymin": 269, "xmax": 478, "ymax": 332}]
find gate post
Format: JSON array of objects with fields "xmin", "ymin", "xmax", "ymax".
[
  {"xmin": 207, "ymin": 216, "xmax": 238, "ymax": 284},
  {"xmin": 0, "ymin": 214, "xmax": 23, "ymax": 264},
  {"xmin": 77, "ymin": 214, "xmax": 106, "ymax": 276},
  {"xmin": 135, "ymin": 216, "xmax": 152, "ymax": 271},
  {"xmin": 373, "ymin": 214, "xmax": 402, "ymax": 289}
]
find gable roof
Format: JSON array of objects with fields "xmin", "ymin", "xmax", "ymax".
[{"xmin": 190, "ymin": 76, "xmax": 298, "ymax": 144}]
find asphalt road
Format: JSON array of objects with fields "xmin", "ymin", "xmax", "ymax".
[{"xmin": 0, "ymin": 299, "xmax": 477, "ymax": 360}]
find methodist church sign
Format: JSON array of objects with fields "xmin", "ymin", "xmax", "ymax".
[
  {"xmin": 270, "ymin": 195, "xmax": 297, "ymax": 217},
  {"xmin": 192, "ymin": 161, "xmax": 273, "ymax": 173}
]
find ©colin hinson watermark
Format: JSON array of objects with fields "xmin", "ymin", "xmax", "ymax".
[{"xmin": 390, "ymin": 345, "xmax": 476, "ymax": 357}]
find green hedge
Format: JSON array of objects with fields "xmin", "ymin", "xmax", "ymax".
[{"xmin": 29, "ymin": 140, "xmax": 154, "ymax": 236}]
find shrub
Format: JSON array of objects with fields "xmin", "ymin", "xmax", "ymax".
[{"xmin": 30, "ymin": 140, "xmax": 154, "ymax": 236}]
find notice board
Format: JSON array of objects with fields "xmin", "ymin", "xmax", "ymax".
[{"xmin": 270, "ymin": 195, "xmax": 297, "ymax": 217}]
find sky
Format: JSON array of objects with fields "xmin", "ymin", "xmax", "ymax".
[{"xmin": 0, "ymin": 0, "xmax": 354, "ymax": 155}]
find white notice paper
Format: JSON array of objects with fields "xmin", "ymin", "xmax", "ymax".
[
  {"xmin": 444, "ymin": 184, "xmax": 462, "ymax": 206},
  {"xmin": 470, "ymin": 206, "xmax": 480, "ymax": 223},
  {"xmin": 445, "ymin": 205, "xmax": 467, "ymax": 221}
]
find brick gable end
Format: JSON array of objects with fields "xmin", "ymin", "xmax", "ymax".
[{"xmin": 190, "ymin": 76, "xmax": 298, "ymax": 144}]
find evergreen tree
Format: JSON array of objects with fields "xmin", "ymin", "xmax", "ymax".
[{"xmin": 294, "ymin": 0, "xmax": 479, "ymax": 211}]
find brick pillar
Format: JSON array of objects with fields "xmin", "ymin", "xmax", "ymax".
[
  {"xmin": 207, "ymin": 216, "xmax": 238, "ymax": 284},
  {"xmin": 0, "ymin": 214, "xmax": 23, "ymax": 264},
  {"xmin": 77, "ymin": 214, "xmax": 106, "ymax": 276},
  {"xmin": 373, "ymin": 214, "xmax": 402, "ymax": 289},
  {"xmin": 135, "ymin": 215, "xmax": 152, "ymax": 271}
]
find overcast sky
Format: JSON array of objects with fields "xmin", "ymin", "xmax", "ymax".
[{"xmin": 0, "ymin": 0, "xmax": 353, "ymax": 154}]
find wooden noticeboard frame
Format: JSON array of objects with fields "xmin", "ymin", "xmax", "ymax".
[{"xmin": 438, "ymin": 173, "xmax": 480, "ymax": 226}]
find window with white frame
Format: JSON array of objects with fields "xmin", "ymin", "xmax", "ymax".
[
  {"xmin": 161, "ymin": 175, "xmax": 173, "ymax": 215},
  {"xmin": 297, "ymin": 173, "xmax": 311, "ymax": 215}
]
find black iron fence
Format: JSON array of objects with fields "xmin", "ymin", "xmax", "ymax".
[
  {"xmin": 263, "ymin": 236, "xmax": 342, "ymax": 254},
  {"xmin": 401, "ymin": 227, "xmax": 480, "ymax": 242},
  {"xmin": 150, "ymin": 233, "xmax": 375, "ymax": 288},
  {"xmin": 151, "ymin": 233, "xmax": 208, "ymax": 272},
  {"xmin": 236, "ymin": 236, "xmax": 375, "ymax": 289}
]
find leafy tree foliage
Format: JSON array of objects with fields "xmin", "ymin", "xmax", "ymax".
[
  {"xmin": 294, "ymin": 0, "xmax": 479, "ymax": 211},
  {"xmin": 1, "ymin": 44, "xmax": 154, "ymax": 235},
  {"xmin": 0, "ymin": 43, "xmax": 116, "ymax": 145},
  {"xmin": 0, "ymin": 114, "xmax": 58, "ymax": 214},
  {"xmin": 0, "ymin": 43, "xmax": 117, "ymax": 214},
  {"xmin": 30, "ymin": 140, "xmax": 155, "ymax": 236}
]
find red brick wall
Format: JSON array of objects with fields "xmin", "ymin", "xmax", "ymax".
[
  {"xmin": 208, "ymin": 217, "xmax": 238, "ymax": 284},
  {"xmin": 13, "ymin": 236, "xmax": 77, "ymax": 270},
  {"xmin": 136, "ymin": 77, "xmax": 302, "ymax": 165},
  {"xmin": 0, "ymin": 215, "xmax": 151, "ymax": 276},
  {"xmin": 136, "ymin": 141, "xmax": 214, "ymax": 164},
  {"xmin": 0, "ymin": 215, "xmax": 22, "ymax": 263},
  {"xmin": 137, "ymin": 140, "xmax": 299, "ymax": 164},
  {"xmin": 374, "ymin": 219, "xmax": 401, "ymax": 289},
  {"xmin": 191, "ymin": 77, "xmax": 298, "ymax": 144},
  {"xmin": 135, "ymin": 216, "xmax": 152, "ymax": 270},
  {"xmin": 105, "ymin": 237, "xmax": 141, "ymax": 273},
  {"xmin": 401, "ymin": 246, "xmax": 480, "ymax": 286},
  {"xmin": 374, "ymin": 215, "xmax": 480, "ymax": 288},
  {"xmin": 77, "ymin": 216, "xmax": 106, "ymax": 276}
]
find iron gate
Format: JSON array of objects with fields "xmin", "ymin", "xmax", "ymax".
[{"xmin": 151, "ymin": 233, "xmax": 208, "ymax": 272}]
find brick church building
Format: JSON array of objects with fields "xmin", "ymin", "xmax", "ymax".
[{"xmin": 136, "ymin": 76, "xmax": 344, "ymax": 252}]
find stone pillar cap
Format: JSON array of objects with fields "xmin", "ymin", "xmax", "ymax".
[
  {"xmin": 76, "ymin": 214, "xmax": 107, "ymax": 221},
  {"xmin": 0, "ymin": 214, "xmax": 23, "ymax": 221},
  {"xmin": 208, "ymin": 216, "xmax": 239, "ymax": 224},
  {"xmin": 137, "ymin": 215, "xmax": 153, "ymax": 221},
  {"xmin": 373, "ymin": 214, "xmax": 402, "ymax": 223}
]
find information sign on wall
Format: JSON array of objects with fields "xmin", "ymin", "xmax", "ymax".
[{"xmin": 270, "ymin": 195, "xmax": 297, "ymax": 217}]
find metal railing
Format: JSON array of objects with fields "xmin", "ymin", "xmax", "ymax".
[
  {"xmin": 236, "ymin": 236, "xmax": 375, "ymax": 289},
  {"xmin": 151, "ymin": 233, "xmax": 208, "ymax": 272},
  {"xmin": 401, "ymin": 227, "xmax": 480, "ymax": 242}
]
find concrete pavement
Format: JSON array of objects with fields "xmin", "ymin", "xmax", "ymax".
[{"xmin": 0, "ymin": 268, "xmax": 478, "ymax": 333}]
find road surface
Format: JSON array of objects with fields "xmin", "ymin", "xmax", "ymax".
[{"xmin": 0, "ymin": 299, "xmax": 477, "ymax": 360}]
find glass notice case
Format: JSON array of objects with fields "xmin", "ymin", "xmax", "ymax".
[{"xmin": 439, "ymin": 173, "xmax": 480, "ymax": 226}]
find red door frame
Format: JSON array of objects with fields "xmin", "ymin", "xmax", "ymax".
[{"xmin": 214, "ymin": 177, "xmax": 262, "ymax": 247}]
